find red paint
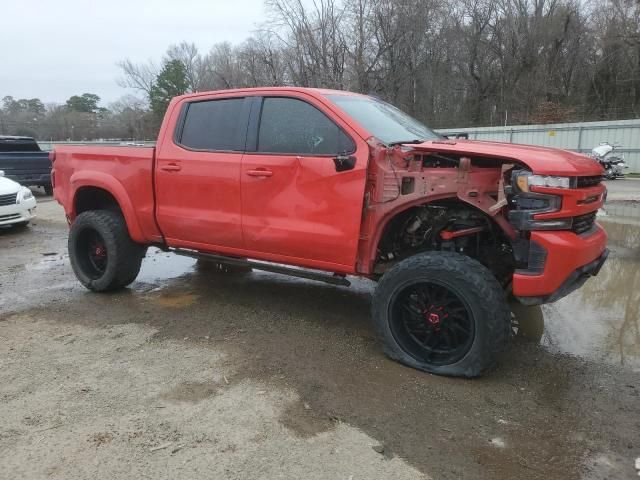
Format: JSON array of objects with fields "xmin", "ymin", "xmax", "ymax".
[
  {"xmin": 440, "ymin": 226, "xmax": 486, "ymax": 241},
  {"xmin": 52, "ymin": 87, "xmax": 608, "ymax": 302},
  {"xmin": 512, "ymin": 227, "xmax": 608, "ymax": 296}
]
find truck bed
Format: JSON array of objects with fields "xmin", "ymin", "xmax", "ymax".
[{"xmin": 52, "ymin": 145, "xmax": 162, "ymax": 243}]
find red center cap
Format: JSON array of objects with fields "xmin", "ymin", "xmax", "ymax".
[{"xmin": 428, "ymin": 312, "xmax": 440, "ymax": 325}]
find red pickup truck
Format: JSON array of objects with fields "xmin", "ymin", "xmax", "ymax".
[{"xmin": 53, "ymin": 87, "xmax": 608, "ymax": 377}]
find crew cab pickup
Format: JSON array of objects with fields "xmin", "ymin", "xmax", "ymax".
[
  {"xmin": 0, "ymin": 136, "xmax": 52, "ymax": 194},
  {"xmin": 52, "ymin": 88, "xmax": 608, "ymax": 377}
]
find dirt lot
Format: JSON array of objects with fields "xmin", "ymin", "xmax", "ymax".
[{"xmin": 1, "ymin": 182, "xmax": 639, "ymax": 480}]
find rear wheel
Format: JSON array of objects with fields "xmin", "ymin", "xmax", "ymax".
[
  {"xmin": 69, "ymin": 210, "xmax": 146, "ymax": 291},
  {"xmin": 44, "ymin": 184, "xmax": 53, "ymax": 196},
  {"xmin": 372, "ymin": 252, "xmax": 510, "ymax": 377}
]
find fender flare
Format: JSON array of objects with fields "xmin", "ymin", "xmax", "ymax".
[{"xmin": 69, "ymin": 171, "xmax": 145, "ymax": 243}]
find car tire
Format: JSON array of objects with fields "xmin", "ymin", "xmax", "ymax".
[
  {"xmin": 68, "ymin": 210, "xmax": 146, "ymax": 292},
  {"xmin": 372, "ymin": 252, "xmax": 511, "ymax": 378},
  {"xmin": 44, "ymin": 185, "xmax": 53, "ymax": 196}
]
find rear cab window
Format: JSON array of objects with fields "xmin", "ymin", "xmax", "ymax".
[{"xmin": 177, "ymin": 97, "xmax": 248, "ymax": 151}]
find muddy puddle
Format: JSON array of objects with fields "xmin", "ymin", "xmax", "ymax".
[{"xmin": 531, "ymin": 214, "xmax": 640, "ymax": 370}]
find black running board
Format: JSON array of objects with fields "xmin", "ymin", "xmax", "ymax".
[{"xmin": 171, "ymin": 248, "xmax": 351, "ymax": 287}]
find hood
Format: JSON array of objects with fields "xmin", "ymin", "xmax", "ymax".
[
  {"xmin": 0, "ymin": 175, "xmax": 22, "ymax": 195},
  {"xmin": 407, "ymin": 139, "xmax": 604, "ymax": 176}
]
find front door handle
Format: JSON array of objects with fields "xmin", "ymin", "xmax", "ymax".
[
  {"xmin": 246, "ymin": 169, "xmax": 273, "ymax": 177},
  {"xmin": 160, "ymin": 163, "xmax": 182, "ymax": 172}
]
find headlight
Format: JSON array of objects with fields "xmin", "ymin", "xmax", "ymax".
[
  {"xmin": 21, "ymin": 187, "xmax": 33, "ymax": 201},
  {"xmin": 516, "ymin": 173, "xmax": 572, "ymax": 191}
]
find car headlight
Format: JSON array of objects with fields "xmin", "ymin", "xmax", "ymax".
[
  {"xmin": 20, "ymin": 187, "xmax": 33, "ymax": 201},
  {"xmin": 515, "ymin": 173, "xmax": 572, "ymax": 191}
]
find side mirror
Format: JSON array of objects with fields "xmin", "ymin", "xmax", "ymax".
[{"xmin": 333, "ymin": 154, "xmax": 356, "ymax": 172}]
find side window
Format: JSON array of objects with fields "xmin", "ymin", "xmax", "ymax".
[
  {"xmin": 257, "ymin": 97, "xmax": 355, "ymax": 155},
  {"xmin": 179, "ymin": 98, "xmax": 246, "ymax": 151}
]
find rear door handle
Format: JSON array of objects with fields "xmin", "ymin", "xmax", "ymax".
[
  {"xmin": 160, "ymin": 163, "xmax": 182, "ymax": 172},
  {"xmin": 246, "ymin": 169, "xmax": 273, "ymax": 177}
]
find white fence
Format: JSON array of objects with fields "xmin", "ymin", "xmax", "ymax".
[{"xmin": 441, "ymin": 118, "xmax": 640, "ymax": 173}]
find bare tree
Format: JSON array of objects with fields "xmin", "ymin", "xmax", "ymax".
[{"xmin": 116, "ymin": 59, "xmax": 158, "ymax": 97}]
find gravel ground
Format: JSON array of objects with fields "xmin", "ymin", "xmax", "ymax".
[{"xmin": 0, "ymin": 186, "xmax": 639, "ymax": 480}]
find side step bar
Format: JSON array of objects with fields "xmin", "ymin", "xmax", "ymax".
[{"xmin": 171, "ymin": 248, "xmax": 351, "ymax": 287}]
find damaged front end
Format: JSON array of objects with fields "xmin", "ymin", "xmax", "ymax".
[
  {"xmin": 358, "ymin": 140, "xmax": 519, "ymax": 287},
  {"xmin": 358, "ymin": 138, "xmax": 608, "ymax": 305}
]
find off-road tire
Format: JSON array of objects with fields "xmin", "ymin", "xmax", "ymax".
[
  {"xmin": 372, "ymin": 252, "xmax": 511, "ymax": 378},
  {"xmin": 69, "ymin": 210, "xmax": 146, "ymax": 292}
]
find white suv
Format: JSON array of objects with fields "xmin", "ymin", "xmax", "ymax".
[{"xmin": 0, "ymin": 170, "xmax": 37, "ymax": 227}]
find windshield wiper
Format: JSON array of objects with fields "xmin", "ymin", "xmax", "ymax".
[{"xmin": 387, "ymin": 139, "xmax": 424, "ymax": 146}]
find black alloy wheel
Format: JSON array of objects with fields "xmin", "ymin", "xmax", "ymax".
[
  {"xmin": 77, "ymin": 229, "xmax": 109, "ymax": 279},
  {"xmin": 390, "ymin": 281, "xmax": 475, "ymax": 366}
]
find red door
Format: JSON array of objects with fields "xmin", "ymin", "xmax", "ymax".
[
  {"xmin": 155, "ymin": 96, "xmax": 250, "ymax": 251},
  {"xmin": 240, "ymin": 95, "xmax": 368, "ymax": 271}
]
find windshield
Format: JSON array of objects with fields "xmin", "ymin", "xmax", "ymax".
[{"xmin": 324, "ymin": 94, "xmax": 440, "ymax": 145}]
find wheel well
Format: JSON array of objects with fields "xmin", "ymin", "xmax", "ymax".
[
  {"xmin": 74, "ymin": 187, "xmax": 122, "ymax": 216},
  {"xmin": 374, "ymin": 200, "xmax": 516, "ymax": 286}
]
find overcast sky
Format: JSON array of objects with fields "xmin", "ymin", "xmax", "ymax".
[{"xmin": 0, "ymin": 0, "xmax": 265, "ymax": 106}]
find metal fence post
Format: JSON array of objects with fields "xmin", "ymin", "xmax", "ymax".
[{"xmin": 577, "ymin": 126, "xmax": 583, "ymax": 151}]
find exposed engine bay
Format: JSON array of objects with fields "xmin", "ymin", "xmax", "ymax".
[
  {"xmin": 375, "ymin": 202, "xmax": 516, "ymax": 286},
  {"xmin": 361, "ymin": 141, "xmax": 521, "ymax": 285}
]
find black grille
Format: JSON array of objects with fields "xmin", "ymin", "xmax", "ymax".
[
  {"xmin": 0, "ymin": 192, "xmax": 17, "ymax": 206},
  {"xmin": 576, "ymin": 176, "xmax": 602, "ymax": 188},
  {"xmin": 572, "ymin": 211, "xmax": 597, "ymax": 234}
]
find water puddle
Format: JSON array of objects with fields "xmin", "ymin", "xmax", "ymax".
[
  {"xmin": 541, "ymin": 218, "xmax": 640, "ymax": 370},
  {"xmin": 24, "ymin": 253, "xmax": 67, "ymax": 271},
  {"xmin": 134, "ymin": 248, "xmax": 196, "ymax": 287}
]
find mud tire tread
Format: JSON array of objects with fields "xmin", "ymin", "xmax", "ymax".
[
  {"xmin": 68, "ymin": 210, "xmax": 146, "ymax": 292},
  {"xmin": 372, "ymin": 252, "xmax": 511, "ymax": 378}
]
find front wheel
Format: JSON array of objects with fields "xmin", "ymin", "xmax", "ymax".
[
  {"xmin": 68, "ymin": 210, "xmax": 146, "ymax": 291},
  {"xmin": 372, "ymin": 252, "xmax": 511, "ymax": 378}
]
